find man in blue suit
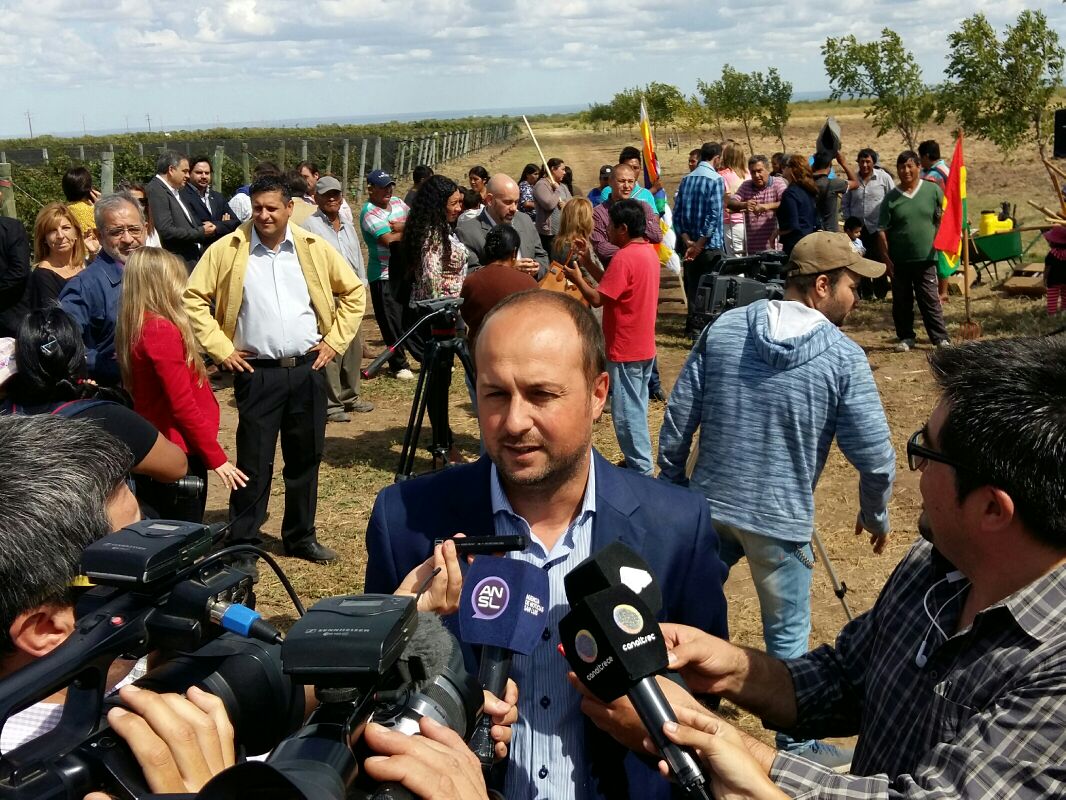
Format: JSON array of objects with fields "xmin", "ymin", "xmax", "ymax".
[
  {"xmin": 364, "ymin": 290, "xmax": 728, "ymax": 800},
  {"xmin": 180, "ymin": 155, "xmax": 240, "ymax": 253}
]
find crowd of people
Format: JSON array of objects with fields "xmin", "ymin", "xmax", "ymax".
[{"xmin": 0, "ymin": 133, "xmax": 1062, "ymax": 800}]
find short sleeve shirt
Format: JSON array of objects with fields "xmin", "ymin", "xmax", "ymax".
[
  {"xmin": 595, "ymin": 241, "xmax": 660, "ymax": 362},
  {"xmin": 360, "ymin": 197, "xmax": 409, "ymax": 282},
  {"xmin": 734, "ymin": 177, "xmax": 787, "ymax": 253}
]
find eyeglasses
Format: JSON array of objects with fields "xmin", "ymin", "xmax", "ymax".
[
  {"xmin": 104, "ymin": 225, "xmax": 145, "ymax": 238},
  {"xmin": 907, "ymin": 428, "xmax": 962, "ymax": 472}
]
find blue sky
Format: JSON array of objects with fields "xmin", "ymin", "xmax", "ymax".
[{"xmin": 0, "ymin": 0, "xmax": 1061, "ymax": 138}]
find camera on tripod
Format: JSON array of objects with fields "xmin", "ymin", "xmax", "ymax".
[{"xmin": 692, "ymin": 251, "xmax": 789, "ymax": 334}]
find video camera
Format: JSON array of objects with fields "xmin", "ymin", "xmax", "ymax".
[
  {"xmin": 0, "ymin": 521, "xmax": 482, "ymax": 800},
  {"xmin": 691, "ymin": 251, "xmax": 789, "ymax": 334}
]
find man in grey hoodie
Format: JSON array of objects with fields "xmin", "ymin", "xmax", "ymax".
[{"xmin": 658, "ymin": 230, "xmax": 896, "ymax": 766}]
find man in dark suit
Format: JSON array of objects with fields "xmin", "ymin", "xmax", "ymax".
[
  {"xmin": 364, "ymin": 291, "xmax": 728, "ymax": 800},
  {"xmin": 180, "ymin": 155, "xmax": 240, "ymax": 248},
  {"xmin": 456, "ymin": 174, "xmax": 549, "ymax": 274},
  {"xmin": 146, "ymin": 150, "xmax": 215, "ymax": 268},
  {"xmin": 0, "ymin": 217, "xmax": 30, "ymax": 338}
]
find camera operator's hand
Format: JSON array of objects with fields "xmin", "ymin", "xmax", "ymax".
[
  {"xmin": 660, "ymin": 622, "xmax": 745, "ymax": 696},
  {"xmin": 569, "ymin": 672, "xmax": 705, "ymax": 754},
  {"xmin": 653, "ymin": 705, "xmax": 784, "ymax": 799},
  {"xmin": 484, "ymin": 678, "xmax": 519, "ymax": 759},
  {"xmin": 83, "ymin": 684, "xmax": 235, "ymax": 800},
  {"xmin": 395, "ymin": 536, "xmax": 466, "ymax": 614},
  {"xmin": 362, "ymin": 716, "xmax": 489, "ymax": 800}
]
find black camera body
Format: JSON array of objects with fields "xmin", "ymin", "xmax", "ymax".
[{"xmin": 692, "ymin": 251, "xmax": 789, "ymax": 333}]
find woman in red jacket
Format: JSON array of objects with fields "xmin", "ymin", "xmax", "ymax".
[{"xmin": 116, "ymin": 247, "xmax": 246, "ymax": 522}]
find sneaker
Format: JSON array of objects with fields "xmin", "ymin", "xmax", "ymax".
[
  {"xmin": 392, "ymin": 368, "xmax": 416, "ymax": 381},
  {"xmin": 345, "ymin": 400, "xmax": 375, "ymax": 413},
  {"xmin": 327, "ymin": 410, "xmax": 351, "ymax": 423},
  {"xmin": 894, "ymin": 338, "xmax": 916, "ymax": 352},
  {"xmin": 934, "ymin": 339, "xmax": 951, "ymax": 348},
  {"xmin": 790, "ymin": 740, "xmax": 854, "ymax": 770}
]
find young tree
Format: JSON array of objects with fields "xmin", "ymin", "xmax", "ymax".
[
  {"xmin": 676, "ymin": 95, "xmax": 709, "ymax": 143},
  {"xmin": 718, "ymin": 64, "xmax": 761, "ymax": 152},
  {"xmin": 822, "ymin": 29, "xmax": 934, "ymax": 150},
  {"xmin": 757, "ymin": 67, "xmax": 792, "ymax": 150},
  {"xmin": 642, "ymin": 82, "xmax": 685, "ymax": 128},
  {"xmin": 696, "ymin": 78, "xmax": 727, "ymax": 140},
  {"xmin": 940, "ymin": 11, "xmax": 1064, "ymax": 158},
  {"xmin": 608, "ymin": 88, "xmax": 641, "ymax": 130}
]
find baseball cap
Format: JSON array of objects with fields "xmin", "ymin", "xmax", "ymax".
[
  {"xmin": 787, "ymin": 231, "xmax": 886, "ymax": 278},
  {"xmin": 367, "ymin": 169, "xmax": 396, "ymax": 188},
  {"xmin": 599, "ymin": 164, "xmax": 613, "ymax": 178},
  {"xmin": 314, "ymin": 175, "xmax": 342, "ymax": 194}
]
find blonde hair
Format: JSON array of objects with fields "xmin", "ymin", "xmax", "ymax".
[
  {"xmin": 117, "ymin": 247, "xmax": 207, "ymax": 387},
  {"xmin": 556, "ymin": 197, "xmax": 595, "ymax": 257},
  {"xmin": 721, "ymin": 141, "xmax": 748, "ymax": 176},
  {"xmin": 33, "ymin": 203, "xmax": 87, "ymax": 268}
]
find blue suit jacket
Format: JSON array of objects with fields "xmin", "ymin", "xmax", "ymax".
[{"xmin": 364, "ymin": 451, "xmax": 728, "ymax": 800}]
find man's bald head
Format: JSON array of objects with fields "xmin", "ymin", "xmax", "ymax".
[{"xmin": 486, "ymin": 174, "xmax": 520, "ymax": 223}]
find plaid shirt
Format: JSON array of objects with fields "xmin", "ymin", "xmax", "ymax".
[
  {"xmin": 770, "ymin": 539, "xmax": 1066, "ymax": 798},
  {"xmin": 674, "ymin": 162, "xmax": 725, "ymax": 250}
]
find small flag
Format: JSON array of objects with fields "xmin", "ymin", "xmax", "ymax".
[{"xmin": 933, "ymin": 136, "xmax": 967, "ymax": 276}]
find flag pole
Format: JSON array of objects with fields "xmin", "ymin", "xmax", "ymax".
[
  {"xmin": 961, "ymin": 209, "xmax": 981, "ymax": 340},
  {"xmin": 522, "ymin": 115, "xmax": 556, "ymax": 189}
]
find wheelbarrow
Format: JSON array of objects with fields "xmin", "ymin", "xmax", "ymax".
[{"xmin": 970, "ymin": 230, "xmax": 1022, "ymax": 283}]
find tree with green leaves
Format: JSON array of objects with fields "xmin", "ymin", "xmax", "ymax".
[
  {"xmin": 939, "ymin": 11, "xmax": 1064, "ymax": 158},
  {"xmin": 717, "ymin": 65, "xmax": 761, "ymax": 152},
  {"xmin": 822, "ymin": 29, "xmax": 934, "ymax": 151},
  {"xmin": 642, "ymin": 82, "xmax": 685, "ymax": 128},
  {"xmin": 696, "ymin": 78, "xmax": 726, "ymax": 140},
  {"xmin": 676, "ymin": 95, "xmax": 709, "ymax": 142},
  {"xmin": 607, "ymin": 88, "xmax": 641, "ymax": 129},
  {"xmin": 757, "ymin": 67, "xmax": 792, "ymax": 150}
]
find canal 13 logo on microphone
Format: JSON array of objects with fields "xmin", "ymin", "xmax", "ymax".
[{"xmin": 471, "ymin": 576, "xmax": 510, "ymax": 620}]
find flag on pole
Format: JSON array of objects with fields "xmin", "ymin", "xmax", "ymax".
[
  {"xmin": 639, "ymin": 99, "xmax": 682, "ymax": 275},
  {"xmin": 933, "ymin": 135, "xmax": 967, "ymax": 276}
]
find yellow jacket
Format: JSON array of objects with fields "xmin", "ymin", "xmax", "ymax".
[{"xmin": 184, "ymin": 221, "xmax": 365, "ymax": 362}]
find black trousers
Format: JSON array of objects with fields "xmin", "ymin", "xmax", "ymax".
[
  {"xmin": 135, "ymin": 454, "xmax": 208, "ymax": 523},
  {"xmin": 370, "ymin": 279, "xmax": 411, "ymax": 372},
  {"xmin": 859, "ymin": 228, "xmax": 890, "ymax": 299},
  {"xmin": 682, "ymin": 247, "xmax": 723, "ymax": 336},
  {"xmin": 228, "ymin": 361, "xmax": 327, "ymax": 549},
  {"xmin": 892, "ymin": 260, "xmax": 950, "ymax": 344}
]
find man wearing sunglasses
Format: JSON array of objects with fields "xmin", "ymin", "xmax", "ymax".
[{"xmin": 590, "ymin": 334, "xmax": 1066, "ymax": 798}]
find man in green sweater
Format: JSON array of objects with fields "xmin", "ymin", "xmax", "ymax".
[{"xmin": 878, "ymin": 150, "xmax": 949, "ymax": 351}]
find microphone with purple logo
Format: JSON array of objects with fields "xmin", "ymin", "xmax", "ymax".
[{"xmin": 459, "ymin": 556, "xmax": 549, "ymax": 773}]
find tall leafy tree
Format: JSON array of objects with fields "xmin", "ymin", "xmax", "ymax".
[
  {"xmin": 642, "ymin": 82, "xmax": 685, "ymax": 128},
  {"xmin": 718, "ymin": 64, "xmax": 761, "ymax": 152},
  {"xmin": 940, "ymin": 11, "xmax": 1064, "ymax": 157},
  {"xmin": 822, "ymin": 29, "xmax": 933, "ymax": 150},
  {"xmin": 757, "ymin": 68, "xmax": 793, "ymax": 151},
  {"xmin": 696, "ymin": 78, "xmax": 727, "ymax": 140},
  {"xmin": 676, "ymin": 95, "xmax": 709, "ymax": 142}
]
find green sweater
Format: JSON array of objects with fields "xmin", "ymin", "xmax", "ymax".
[{"xmin": 878, "ymin": 180, "xmax": 943, "ymax": 264}]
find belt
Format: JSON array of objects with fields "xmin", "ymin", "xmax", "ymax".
[{"xmin": 245, "ymin": 352, "xmax": 316, "ymax": 368}]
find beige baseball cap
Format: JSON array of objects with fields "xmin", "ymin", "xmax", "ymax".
[{"xmin": 787, "ymin": 231, "xmax": 886, "ymax": 278}]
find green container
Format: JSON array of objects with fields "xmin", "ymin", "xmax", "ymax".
[{"xmin": 972, "ymin": 230, "xmax": 1022, "ymax": 263}]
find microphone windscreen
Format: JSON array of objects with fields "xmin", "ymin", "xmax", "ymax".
[
  {"xmin": 458, "ymin": 556, "xmax": 549, "ymax": 656},
  {"xmin": 559, "ymin": 585, "xmax": 667, "ymax": 702},
  {"xmin": 563, "ymin": 541, "xmax": 663, "ymax": 614},
  {"xmin": 401, "ymin": 611, "xmax": 462, "ymax": 684}
]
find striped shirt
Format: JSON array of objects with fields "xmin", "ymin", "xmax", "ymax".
[
  {"xmin": 492, "ymin": 459, "xmax": 596, "ymax": 800},
  {"xmin": 771, "ymin": 538, "xmax": 1066, "ymax": 798}
]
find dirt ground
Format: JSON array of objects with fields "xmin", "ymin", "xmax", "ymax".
[{"xmin": 205, "ymin": 119, "xmax": 1062, "ymax": 740}]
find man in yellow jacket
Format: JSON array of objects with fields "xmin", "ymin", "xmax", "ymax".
[{"xmin": 185, "ymin": 174, "xmax": 365, "ymax": 568}]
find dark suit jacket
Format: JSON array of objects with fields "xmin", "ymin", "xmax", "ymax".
[
  {"xmin": 180, "ymin": 184, "xmax": 240, "ymax": 245},
  {"xmin": 146, "ymin": 176, "xmax": 206, "ymax": 268},
  {"xmin": 455, "ymin": 208, "xmax": 549, "ymax": 271},
  {"xmin": 0, "ymin": 217, "xmax": 30, "ymax": 338},
  {"xmin": 364, "ymin": 450, "xmax": 729, "ymax": 800}
]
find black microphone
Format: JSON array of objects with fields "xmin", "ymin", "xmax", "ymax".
[
  {"xmin": 563, "ymin": 540, "xmax": 664, "ymax": 614},
  {"xmin": 560, "ymin": 585, "xmax": 711, "ymax": 800}
]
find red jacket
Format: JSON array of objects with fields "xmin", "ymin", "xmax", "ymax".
[{"xmin": 129, "ymin": 314, "xmax": 226, "ymax": 469}]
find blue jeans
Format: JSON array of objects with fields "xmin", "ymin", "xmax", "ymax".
[
  {"xmin": 716, "ymin": 519, "xmax": 815, "ymax": 752},
  {"xmin": 608, "ymin": 359, "xmax": 654, "ymax": 475}
]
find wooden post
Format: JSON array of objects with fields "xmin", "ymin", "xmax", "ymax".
[
  {"xmin": 301, "ymin": 139, "xmax": 308, "ymax": 162},
  {"xmin": 372, "ymin": 137, "xmax": 382, "ymax": 171},
  {"xmin": 137, "ymin": 143, "xmax": 144, "ymax": 157},
  {"xmin": 325, "ymin": 141, "xmax": 333, "ymax": 175},
  {"xmin": 100, "ymin": 150, "xmax": 115, "ymax": 195},
  {"xmin": 241, "ymin": 143, "xmax": 250, "ymax": 184},
  {"xmin": 357, "ymin": 138, "xmax": 368, "ymax": 202},
  {"xmin": 342, "ymin": 138, "xmax": 350, "ymax": 194},
  {"xmin": 0, "ymin": 162, "xmax": 16, "ymax": 219},
  {"xmin": 42, "ymin": 148, "xmax": 49, "ymax": 165},
  {"xmin": 79, "ymin": 145, "xmax": 85, "ymax": 160},
  {"xmin": 278, "ymin": 140, "xmax": 286, "ymax": 169},
  {"xmin": 212, "ymin": 145, "xmax": 225, "ymax": 193}
]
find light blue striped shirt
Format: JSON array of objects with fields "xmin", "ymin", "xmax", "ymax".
[{"xmin": 491, "ymin": 458, "xmax": 596, "ymax": 800}]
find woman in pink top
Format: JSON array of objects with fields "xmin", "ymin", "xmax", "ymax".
[{"xmin": 718, "ymin": 141, "xmax": 750, "ymax": 257}]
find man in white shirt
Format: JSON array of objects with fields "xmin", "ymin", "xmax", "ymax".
[{"xmin": 145, "ymin": 150, "xmax": 215, "ymax": 268}]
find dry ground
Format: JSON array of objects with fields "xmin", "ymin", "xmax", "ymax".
[{"xmin": 203, "ymin": 118, "xmax": 1063, "ymax": 740}]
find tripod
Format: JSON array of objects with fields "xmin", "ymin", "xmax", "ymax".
[{"xmin": 363, "ymin": 298, "xmax": 476, "ymax": 481}]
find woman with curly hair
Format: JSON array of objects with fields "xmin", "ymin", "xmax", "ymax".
[
  {"xmin": 28, "ymin": 203, "xmax": 88, "ymax": 310},
  {"xmin": 397, "ymin": 174, "xmax": 468, "ymax": 465},
  {"xmin": 518, "ymin": 163, "xmax": 540, "ymax": 221},
  {"xmin": 776, "ymin": 154, "xmax": 820, "ymax": 254}
]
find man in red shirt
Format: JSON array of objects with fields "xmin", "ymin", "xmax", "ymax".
[{"xmin": 565, "ymin": 198, "xmax": 659, "ymax": 474}]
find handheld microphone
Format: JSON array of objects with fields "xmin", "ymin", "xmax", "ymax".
[
  {"xmin": 458, "ymin": 556, "xmax": 550, "ymax": 772},
  {"xmin": 563, "ymin": 541, "xmax": 663, "ymax": 614},
  {"xmin": 560, "ymin": 585, "xmax": 711, "ymax": 800}
]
